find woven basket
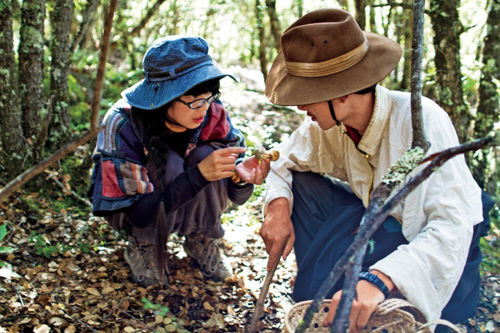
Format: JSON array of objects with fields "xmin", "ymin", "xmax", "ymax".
[{"xmin": 284, "ymin": 298, "xmax": 462, "ymax": 333}]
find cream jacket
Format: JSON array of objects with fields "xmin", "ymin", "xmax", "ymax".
[{"xmin": 264, "ymin": 85, "xmax": 483, "ymax": 321}]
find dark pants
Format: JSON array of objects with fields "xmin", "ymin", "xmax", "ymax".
[
  {"xmin": 290, "ymin": 171, "xmax": 494, "ymax": 324},
  {"xmin": 107, "ymin": 144, "xmax": 228, "ymax": 244}
]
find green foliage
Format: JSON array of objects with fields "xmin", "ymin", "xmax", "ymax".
[
  {"xmin": 142, "ymin": 297, "xmax": 170, "ymax": 316},
  {"xmin": 0, "ymin": 224, "xmax": 16, "ymax": 261},
  {"xmin": 0, "ymin": 224, "xmax": 20, "ymax": 280},
  {"xmin": 480, "ymin": 236, "xmax": 500, "ymax": 275},
  {"xmin": 29, "ymin": 231, "xmax": 65, "ymax": 259},
  {"xmin": 141, "ymin": 297, "xmax": 189, "ymax": 332},
  {"xmin": 29, "ymin": 230, "xmax": 93, "ymax": 259}
]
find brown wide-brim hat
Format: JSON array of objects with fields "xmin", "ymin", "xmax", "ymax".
[{"xmin": 265, "ymin": 8, "xmax": 402, "ymax": 106}]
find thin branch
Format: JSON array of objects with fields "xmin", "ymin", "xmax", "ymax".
[
  {"xmin": 295, "ymin": 133, "xmax": 497, "ymax": 332},
  {"xmin": 331, "ymin": 246, "xmax": 365, "ymax": 332},
  {"xmin": 410, "ymin": 0, "xmax": 429, "ymax": 151},
  {"xmin": 71, "ymin": 0, "xmax": 100, "ymax": 54},
  {"xmin": 373, "ymin": 1, "xmax": 431, "ymax": 14},
  {"xmin": 109, "ymin": 0, "xmax": 167, "ymax": 50},
  {"xmin": 91, "ymin": 0, "xmax": 117, "ymax": 129},
  {"xmin": 46, "ymin": 172, "xmax": 92, "ymax": 207}
]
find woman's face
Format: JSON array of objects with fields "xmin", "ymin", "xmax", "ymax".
[{"xmin": 165, "ymin": 92, "xmax": 213, "ymax": 132}]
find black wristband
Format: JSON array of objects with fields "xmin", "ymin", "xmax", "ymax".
[{"xmin": 359, "ymin": 271, "xmax": 390, "ymax": 299}]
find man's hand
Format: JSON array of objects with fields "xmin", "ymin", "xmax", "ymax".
[
  {"xmin": 323, "ymin": 270, "xmax": 394, "ymax": 332},
  {"xmin": 234, "ymin": 156, "xmax": 271, "ymax": 185},
  {"xmin": 198, "ymin": 147, "xmax": 246, "ymax": 181},
  {"xmin": 259, "ymin": 198, "xmax": 295, "ymax": 270}
]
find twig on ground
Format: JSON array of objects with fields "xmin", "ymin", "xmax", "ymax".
[
  {"xmin": 60, "ymin": 309, "xmax": 100, "ymax": 332},
  {"xmin": 45, "ymin": 171, "xmax": 92, "ymax": 207}
]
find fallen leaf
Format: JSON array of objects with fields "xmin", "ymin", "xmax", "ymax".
[
  {"xmin": 86, "ymin": 287, "xmax": 100, "ymax": 296},
  {"xmin": 0, "ymin": 267, "xmax": 21, "ymax": 280},
  {"xmin": 64, "ymin": 325, "xmax": 76, "ymax": 333},
  {"xmin": 33, "ymin": 324, "xmax": 50, "ymax": 333},
  {"xmin": 102, "ymin": 286, "xmax": 114, "ymax": 294},
  {"xmin": 49, "ymin": 317, "xmax": 65, "ymax": 326},
  {"xmin": 165, "ymin": 323, "xmax": 177, "ymax": 332},
  {"xmin": 203, "ymin": 301, "xmax": 214, "ymax": 311},
  {"xmin": 204, "ymin": 313, "xmax": 225, "ymax": 329}
]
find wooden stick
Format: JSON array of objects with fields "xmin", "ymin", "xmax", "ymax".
[{"xmin": 247, "ymin": 244, "xmax": 285, "ymax": 333}]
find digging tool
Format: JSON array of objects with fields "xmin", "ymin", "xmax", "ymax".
[{"xmin": 247, "ymin": 243, "xmax": 286, "ymax": 333}]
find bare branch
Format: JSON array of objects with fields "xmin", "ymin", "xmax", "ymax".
[
  {"xmin": 46, "ymin": 171, "xmax": 92, "ymax": 207},
  {"xmin": 71, "ymin": 0, "xmax": 100, "ymax": 54},
  {"xmin": 410, "ymin": 0, "xmax": 429, "ymax": 151},
  {"xmin": 91, "ymin": 0, "xmax": 118, "ymax": 129},
  {"xmin": 373, "ymin": 1, "xmax": 431, "ymax": 14},
  {"xmin": 110, "ymin": 0, "xmax": 167, "ymax": 50}
]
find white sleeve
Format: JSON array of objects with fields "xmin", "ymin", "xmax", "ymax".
[{"xmin": 263, "ymin": 118, "xmax": 346, "ymax": 215}]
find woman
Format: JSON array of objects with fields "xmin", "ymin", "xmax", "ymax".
[{"xmin": 89, "ymin": 36, "xmax": 270, "ymax": 286}]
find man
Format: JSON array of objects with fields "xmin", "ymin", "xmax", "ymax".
[{"xmin": 259, "ymin": 8, "xmax": 493, "ymax": 333}]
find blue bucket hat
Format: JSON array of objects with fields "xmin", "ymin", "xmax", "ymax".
[{"xmin": 122, "ymin": 36, "xmax": 237, "ymax": 110}]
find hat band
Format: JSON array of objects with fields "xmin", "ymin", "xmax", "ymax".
[
  {"xmin": 285, "ymin": 39, "xmax": 369, "ymax": 78},
  {"xmin": 145, "ymin": 55, "xmax": 212, "ymax": 82}
]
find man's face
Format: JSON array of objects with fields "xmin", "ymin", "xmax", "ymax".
[{"xmin": 297, "ymin": 101, "xmax": 337, "ymax": 130}]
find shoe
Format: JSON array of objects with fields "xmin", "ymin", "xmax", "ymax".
[
  {"xmin": 124, "ymin": 236, "xmax": 168, "ymax": 286},
  {"xmin": 183, "ymin": 233, "xmax": 232, "ymax": 281}
]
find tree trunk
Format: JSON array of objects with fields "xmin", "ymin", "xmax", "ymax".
[
  {"xmin": 295, "ymin": 0, "xmax": 303, "ymax": 17},
  {"xmin": 368, "ymin": 0, "xmax": 376, "ymax": 32},
  {"xmin": 402, "ymin": 10, "xmax": 412, "ymax": 91},
  {"xmin": 429, "ymin": 0, "xmax": 470, "ymax": 143},
  {"xmin": 394, "ymin": 7, "xmax": 412, "ymax": 90},
  {"xmin": 265, "ymin": 0, "xmax": 281, "ymax": 51},
  {"xmin": 473, "ymin": 0, "xmax": 499, "ymax": 195},
  {"xmin": 48, "ymin": 0, "xmax": 74, "ymax": 149},
  {"xmin": 255, "ymin": 0, "xmax": 267, "ymax": 81},
  {"xmin": 355, "ymin": 0, "xmax": 366, "ymax": 30},
  {"xmin": 0, "ymin": 0, "xmax": 27, "ymax": 174},
  {"xmin": 19, "ymin": 0, "xmax": 46, "ymax": 162}
]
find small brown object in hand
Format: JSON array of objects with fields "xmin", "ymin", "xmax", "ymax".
[{"xmin": 253, "ymin": 147, "xmax": 280, "ymax": 161}]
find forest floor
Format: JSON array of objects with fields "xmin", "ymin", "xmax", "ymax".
[{"xmin": 0, "ymin": 192, "xmax": 499, "ymax": 333}]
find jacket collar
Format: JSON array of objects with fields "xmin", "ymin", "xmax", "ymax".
[{"xmin": 357, "ymin": 85, "xmax": 392, "ymax": 156}]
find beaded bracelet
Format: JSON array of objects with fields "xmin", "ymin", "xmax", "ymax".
[{"xmin": 359, "ymin": 271, "xmax": 390, "ymax": 299}]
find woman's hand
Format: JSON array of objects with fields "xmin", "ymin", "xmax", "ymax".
[
  {"xmin": 198, "ymin": 146, "xmax": 246, "ymax": 181},
  {"xmin": 234, "ymin": 156, "xmax": 271, "ymax": 185}
]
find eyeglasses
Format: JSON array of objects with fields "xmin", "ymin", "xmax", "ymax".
[{"xmin": 177, "ymin": 93, "xmax": 220, "ymax": 109}]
